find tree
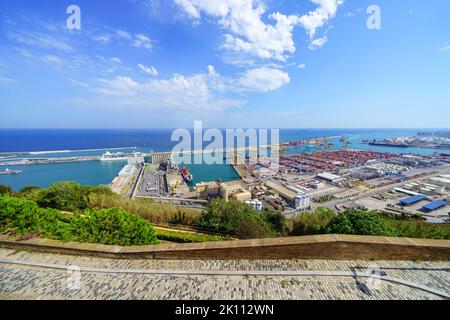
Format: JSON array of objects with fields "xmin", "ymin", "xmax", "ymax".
[
  {"xmin": 70, "ymin": 208, "xmax": 159, "ymax": 246},
  {"xmin": 261, "ymin": 210, "xmax": 286, "ymax": 236},
  {"xmin": 326, "ymin": 209, "xmax": 396, "ymax": 237},
  {"xmin": 37, "ymin": 181, "xmax": 88, "ymax": 211},
  {"xmin": 36, "ymin": 182, "xmax": 116, "ymax": 212},
  {"xmin": 197, "ymin": 199, "xmax": 274, "ymax": 239},
  {"xmin": 0, "ymin": 184, "xmax": 13, "ymax": 196},
  {"xmin": 291, "ymin": 207, "xmax": 335, "ymax": 236}
]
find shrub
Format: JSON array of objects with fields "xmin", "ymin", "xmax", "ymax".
[
  {"xmin": 261, "ymin": 210, "xmax": 287, "ymax": 236},
  {"xmin": 87, "ymin": 193, "xmax": 201, "ymax": 226},
  {"xmin": 0, "ymin": 196, "xmax": 73, "ymax": 240},
  {"xmin": 16, "ymin": 186, "xmax": 42, "ymax": 202},
  {"xmin": 197, "ymin": 199, "xmax": 275, "ymax": 239},
  {"xmin": 69, "ymin": 208, "xmax": 159, "ymax": 246},
  {"xmin": 36, "ymin": 182, "xmax": 115, "ymax": 212},
  {"xmin": 37, "ymin": 181, "xmax": 90, "ymax": 211},
  {"xmin": 0, "ymin": 184, "xmax": 13, "ymax": 196},
  {"xmin": 326, "ymin": 209, "xmax": 396, "ymax": 236},
  {"xmin": 0, "ymin": 196, "xmax": 159, "ymax": 246},
  {"xmin": 386, "ymin": 220, "xmax": 450, "ymax": 240},
  {"xmin": 155, "ymin": 229, "xmax": 228, "ymax": 243},
  {"xmin": 291, "ymin": 207, "xmax": 335, "ymax": 236}
]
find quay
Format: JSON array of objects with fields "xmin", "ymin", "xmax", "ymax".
[
  {"xmin": 0, "ymin": 156, "xmax": 100, "ymax": 166},
  {"xmin": 0, "ymin": 146, "xmax": 137, "ymax": 157}
]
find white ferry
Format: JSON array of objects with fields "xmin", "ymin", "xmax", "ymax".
[
  {"xmin": 100, "ymin": 151, "xmax": 145, "ymax": 162},
  {"xmin": 100, "ymin": 152, "xmax": 129, "ymax": 161}
]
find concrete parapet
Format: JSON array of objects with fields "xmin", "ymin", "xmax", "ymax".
[{"xmin": 0, "ymin": 234, "xmax": 448, "ymax": 261}]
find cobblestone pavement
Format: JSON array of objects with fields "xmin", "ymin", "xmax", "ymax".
[{"xmin": 0, "ymin": 248, "xmax": 448, "ymax": 300}]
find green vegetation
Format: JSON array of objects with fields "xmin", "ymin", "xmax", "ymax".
[
  {"xmin": 291, "ymin": 207, "xmax": 335, "ymax": 236},
  {"xmin": 155, "ymin": 228, "xmax": 228, "ymax": 243},
  {"xmin": 312, "ymin": 194, "xmax": 336, "ymax": 203},
  {"xmin": 87, "ymin": 193, "xmax": 200, "ymax": 226},
  {"xmin": 0, "ymin": 184, "xmax": 13, "ymax": 196},
  {"xmin": 197, "ymin": 199, "xmax": 285, "ymax": 239},
  {"xmin": 0, "ymin": 195, "xmax": 159, "ymax": 246},
  {"xmin": 288, "ymin": 208, "xmax": 450, "ymax": 240},
  {"xmin": 37, "ymin": 182, "xmax": 115, "ymax": 212},
  {"xmin": 386, "ymin": 220, "xmax": 450, "ymax": 240},
  {"xmin": 325, "ymin": 209, "xmax": 396, "ymax": 237}
]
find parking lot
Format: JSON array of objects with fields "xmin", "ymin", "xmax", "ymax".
[{"xmin": 137, "ymin": 171, "xmax": 161, "ymax": 197}]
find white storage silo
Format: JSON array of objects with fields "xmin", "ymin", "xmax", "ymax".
[
  {"xmin": 295, "ymin": 194, "xmax": 303, "ymax": 209},
  {"xmin": 256, "ymin": 201, "xmax": 263, "ymax": 211}
]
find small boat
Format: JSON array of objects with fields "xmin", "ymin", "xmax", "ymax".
[
  {"xmin": 0, "ymin": 168, "xmax": 23, "ymax": 175},
  {"xmin": 180, "ymin": 168, "xmax": 193, "ymax": 183}
]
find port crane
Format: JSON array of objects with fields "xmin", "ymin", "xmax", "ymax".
[{"xmin": 340, "ymin": 136, "xmax": 351, "ymax": 149}]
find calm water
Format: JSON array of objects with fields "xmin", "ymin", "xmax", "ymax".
[{"xmin": 0, "ymin": 129, "xmax": 449, "ymax": 191}]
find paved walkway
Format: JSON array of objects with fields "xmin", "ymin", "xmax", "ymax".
[{"xmin": 0, "ymin": 248, "xmax": 448, "ymax": 300}]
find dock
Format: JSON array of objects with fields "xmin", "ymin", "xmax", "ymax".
[{"xmin": 0, "ymin": 156, "xmax": 100, "ymax": 166}]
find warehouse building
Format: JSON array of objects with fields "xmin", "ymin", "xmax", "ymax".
[
  {"xmin": 399, "ymin": 195, "xmax": 427, "ymax": 206},
  {"xmin": 421, "ymin": 200, "xmax": 448, "ymax": 213},
  {"xmin": 316, "ymin": 172, "xmax": 342, "ymax": 183},
  {"xmin": 428, "ymin": 177, "xmax": 450, "ymax": 188}
]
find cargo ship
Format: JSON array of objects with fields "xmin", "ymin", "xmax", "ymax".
[
  {"xmin": 0, "ymin": 168, "xmax": 23, "ymax": 175},
  {"xmin": 368, "ymin": 142, "xmax": 409, "ymax": 148},
  {"xmin": 180, "ymin": 168, "xmax": 193, "ymax": 183}
]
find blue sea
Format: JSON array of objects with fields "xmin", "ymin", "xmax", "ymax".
[{"xmin": 0, "ymin": 129, "xmax": 449, "ymax": 191}]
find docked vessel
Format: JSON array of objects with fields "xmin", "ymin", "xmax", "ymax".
[
  {"xmin": 368, "ymin": 142, "xmax": 409, "ymax": 148},
  {"xmin": 0, "ymin": 168, "xmax": 23, "ymax": 175},
  {"xmin": 180, "ymin": 168, "xmax": 193, "ymax": 183},
  {"xmin": 100, "ymin": 152, "xmax": 129, "ymax": 161}
]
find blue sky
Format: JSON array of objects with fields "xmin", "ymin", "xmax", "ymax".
[{"xmin": 0, "ymin": 0, "xmax": 449, "ymax": 129}]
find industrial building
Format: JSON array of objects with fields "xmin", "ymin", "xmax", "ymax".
[
  {"xmin": 265, "ymin": 181, "xmax": 297, "ymax": 202},
  {"xmin": 428, "ymin": 177, "xmax": 450, "ymax": 188},
  {"xmin": 421, "ymin": 200, "xmax": 448, "ymax": 213},
  {"xmin": 316, "ymin": 172, "xmax": 342, "ymax": 183},
  {"xmin": 399, "ymin": 195, "xmax": 427, "ymax": 206}
]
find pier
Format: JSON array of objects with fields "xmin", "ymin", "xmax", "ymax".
[{"xmin": 0, "ymin": 156, "xmax": 100, "ymax": 166}]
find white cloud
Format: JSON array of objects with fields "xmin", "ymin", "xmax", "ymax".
[
  {"xmin": 138, "ymin": 64, "xmax": 159, "ymax": 76},
  {"xmin": 16, "ymin": 48, "xmax": 33, "ymax": 59},
  {"xmin": 174, "ymin": 0, "xmax": 343, "ymax": 61},
  {"xmin": 93, "ymin": 35, "xmax": 111, "ymax": 44},
  {"xmin": 237, "ymin": 67, "xmax": 290, "ymax": 92},
  {"xmin": 69, "ymin": 78, "xmax": 90, "ymax": 88},
  {"xmin": 7, "ymin": 31, "xmax": 73, "ymax": 52},
  {"xmin": 440, "ymin": 45, "xmax": 450, "ymax": 52},
  {"xmin": 298, "ymin": 63, "xmax": 306, "ymax": 69},
  {"xmin": 298, "ymin": 0, "xmax": 343, "ymax": 38},
  {"xmin": 116, "ymin": 29, "xmax": 133, "ymax": 39},
  {"xmin": 42, "ymin": 55, "xmax": 65, "ymax": 64},
  {"xmin": 308, "ymin": 36, "xmax": 328, "ymax": 50},
  {"xmin": 133, "ymin": 34, "xmax": 153, "ymax": 49},
  {"xmin": 0, "ymin": 76, "xmax": 16, "ymax": 84},
  {"xmin": 90, "ymin": 70, "xmax": 242, "ymax": 110},
  {"xmin": 110, "ymin": 57, "xmax": 122, "ymax": 64},
  {"xmin": 77, "ymin": 65, "xmax": 289, "ymax": 110}
]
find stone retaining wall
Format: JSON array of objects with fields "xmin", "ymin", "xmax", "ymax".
[{"xmin": 0, "ymin": 235, "xmax": 449, "ymax": 261}]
